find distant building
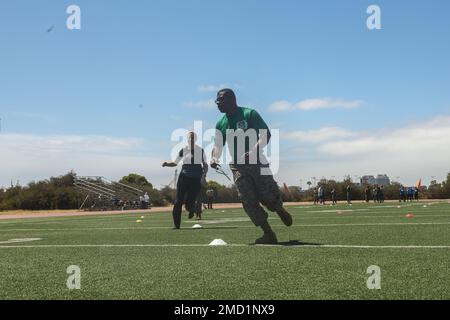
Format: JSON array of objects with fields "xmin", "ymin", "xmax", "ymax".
[
  {"xmin": 360, "ymin": 174, "xmax": 391, "ymax": 186},
  {"xmin": 376, "ymin": 174, "xmax": 391, "ymax": 186},
  {"xmin": 361, "ymin": 175, "xmax": 376, "ymax": 185}
]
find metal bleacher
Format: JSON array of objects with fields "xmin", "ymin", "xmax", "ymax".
[{"xmin": 73, "ymin": 175, "xmax": 144, "ymax": 211}]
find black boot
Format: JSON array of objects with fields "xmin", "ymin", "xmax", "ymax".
[
  {"xmin": 275, "ymin": 206, "xmax": 293, "ymax": 226},
  {"xmin": 255, "ymin": 232, "xmax": 278, "ymax": 245}
]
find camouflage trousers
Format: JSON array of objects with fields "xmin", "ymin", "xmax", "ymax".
[{"xmin": 229, "ymin": 164, "xmax": 283, "ymax": 227}]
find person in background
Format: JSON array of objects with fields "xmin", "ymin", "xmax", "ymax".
[
  {"xmin": 194, "ymin": 193, "xmax": 203, "ymax": 220},
  {"xmin": 365, "ymin": 186, "xmax": 370, "ymax": 203},
  {"xmin": 194, "ymin": 175, "xmax": 208, "ymax": 220},
  {"xmin": 206, "ymin": 188, "xmax": 215, "ymax": 209},
  {"xmin": 379, "ymin": 186, "xmax": 385, "ymax": 203},
  {"xmin": 399, "ymin": 186, "xmax": 405, "ymax": 202},
  {"xmin": 331, "ymin": 188, "xmax": 337, "ymax": 205},
  {"xmin": 139, "ymin": 194, "xmax": 145, "ymax": 209},
  {"xmin": 313, "ymin": 188, "xmax": 319, "ymax": 205},
  {"xmin": 318, "ymin": 186, "xmax": 324, "ymax": 205},
  {"xmin": 346, "ymin": 184, "xmax": 352, "ymax": 205},
  {"xmin": 407, "ymin": 187, "xmax": 414, "ymax": 202},
  {"xmin": 144, "ymin": 192, "xmax": 150, "ymax": 209}
]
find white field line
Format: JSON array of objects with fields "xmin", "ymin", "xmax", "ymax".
[
  {"xmin": 1, "ymin": 221, "xmax": 450, "ymax": 232},
  {"xmin": 187, "ymin": 217, "xmax": 253, "ymax": 224},
  {"xmin": 291, "ymin": 215, "xmax": 450, "ymax": 219},
  {"xmin": 0, "ymin": 216, "xmax": 269, "ymax": 226},
  {"xmin": 0, "ymin": 215, "xmax": 158, "ymax": 225},
  {"xmin": 0, "ymin": 238, "xmax": 42, "ymax": 244},
  {"xmin": 296, "ymin": 202, "xmax": 444, "ymax": 210},
  {"xmin": 0, "ymin": 212, "xmax": 448, "ymax": 227},
  {"xmin": 306, "ymin": 209, "xmax": 370, "ymax": 213},
  {"xmin": 5, "ymin": 212, "xmax": 448, "ymax": 228},
  {"xmin": 0, "ymin": 244, "xmax": 449, "ymax": 249},
  {"xmin": 317, "ymin": 215, "xmax": 450, "ymax": 220}
]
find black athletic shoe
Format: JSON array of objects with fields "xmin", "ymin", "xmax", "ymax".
[
  {"xmin": 172, "ymin": 226, "xmax": 180, "ymax": 230},
  {"xmin": 276, "ymin": 207, "xmax": 293, "ymax": 226},
  {"xmin": 255, "ymin": 232, "xmax": 278, "ymax": 245}
]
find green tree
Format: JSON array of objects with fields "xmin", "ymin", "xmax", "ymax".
[
  {"xmin": 443, "ymin": 172, "xmax": 450, "ymax": 198},
  {"xmin": 119, "ymin": 173, "xmax": 152, "ymax": 188}
]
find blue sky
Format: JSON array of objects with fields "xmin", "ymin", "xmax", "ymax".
[{"xmin": 1, "ymin": 0, "xmax": 450, "ymax": 188}]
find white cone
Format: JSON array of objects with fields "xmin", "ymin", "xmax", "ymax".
[
  {"xmin": 209, "ymin": 239, "xmax": 227, "ymax": 246},
  {"xmin": 192, "ymin": 224, "xmax": 203, "ymax": 229}
]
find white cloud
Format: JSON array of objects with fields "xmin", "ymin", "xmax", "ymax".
[
  {"xmin": 274, "ymin": 116, "xmax": 450, "ymax": 186},
  {"xmin": 318, "ymin": 116, "xmax": 450, "ymax": 156},
  {"xmin": 0, "ymin": 133, "xmax": 165, "ymax": 187},
  {"xmin": 268, "ymin": 98, "xmax": 364, "ymax": 112},
  {"xmin": 2, "ymin": 134, "xmax": 143, "ymax": 155},
  {"xmin": 282, "ymin": 127, "xmax": 357, "ymax": 143},
  {"xmin": 183, "ymin": 99, "xmax": 216, "ymax": 109}
]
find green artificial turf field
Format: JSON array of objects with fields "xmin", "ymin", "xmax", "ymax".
[{"xmin": 0, "ymin": 201, "xmax": 449, "ymax": 300}]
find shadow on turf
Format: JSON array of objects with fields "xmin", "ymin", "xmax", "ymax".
[{"xmin": 249, "ymin": 240, "xmax": 323, "ymax": 246}]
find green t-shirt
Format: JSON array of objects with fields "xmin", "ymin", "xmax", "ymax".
[{"xmin": 215, "ymin": 107, "xmax": 270, "ymax": 164}]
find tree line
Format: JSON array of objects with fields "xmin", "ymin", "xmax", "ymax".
[{"xmin": 1, "ymin": 172, "xmax": 449, "ymax": 211}]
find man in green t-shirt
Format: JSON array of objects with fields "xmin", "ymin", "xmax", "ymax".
[{"xmin": 211, "ymin": 89, "xmax": 293, "ymax": 244}]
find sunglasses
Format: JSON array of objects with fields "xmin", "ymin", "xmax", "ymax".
[{"xmin": 215, "ymin": 96, "xmax": 225, "ymax": 105}]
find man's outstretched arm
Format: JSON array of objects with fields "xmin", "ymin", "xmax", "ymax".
[{"xmin": 162, "ymin": 150, "xmax": 182, "ymax": 167}]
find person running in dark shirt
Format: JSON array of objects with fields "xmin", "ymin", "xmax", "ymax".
[{"xmin": 162, "ymin": 131, "xmax": 208, "ymax": 229}]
